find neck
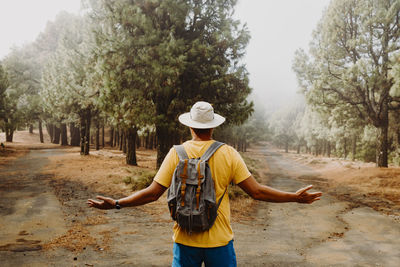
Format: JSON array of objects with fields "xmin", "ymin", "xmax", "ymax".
[
  {"xmin": 192, "ymin": 136, "xmax": 212, "ymax": 141},
  {"xmin": 190, "ymin": 128, "xmax": 213, "ymax": 141}
]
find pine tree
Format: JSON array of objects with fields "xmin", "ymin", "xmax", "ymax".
[
  {"xmin": 293, "ymin": 0, "xmax": 400, "ymax": 167},
  {"xmin": 88, "ymin": 0, "xmax": 253, "ymax": 167}
]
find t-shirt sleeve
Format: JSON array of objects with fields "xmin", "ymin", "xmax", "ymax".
[
  {"xmin": 230, "ymin": 148, "xmax": 252, "ymax": 185},
  {"xmin": 154, "ymin": 147, "xmax": 179, "ymax": 188}
]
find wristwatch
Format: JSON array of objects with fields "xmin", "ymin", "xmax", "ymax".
[{"xmin": 115, "ymin": 200, "xmax": 121, "ymax": 209}]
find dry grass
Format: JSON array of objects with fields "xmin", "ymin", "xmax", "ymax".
[
  {"xmin": 43, "ymin": 147, "xmax": 157, "ymax": 198},
  {"xmin": 5, "ymin": 130, "xmax": 400, "ymax": 220},
  {"xmin": 284, "ymin": 151, "xmax": 400, "ymax": 208},
  {"xmin": 42, "ymin": 223, "xmax": 97, "ymax": 252}
]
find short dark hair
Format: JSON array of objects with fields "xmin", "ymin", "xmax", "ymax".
[{"xmin": 192, "ymin": 128, "xmax": 212, "ymax": 136}]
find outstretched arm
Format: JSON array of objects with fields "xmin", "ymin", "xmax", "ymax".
[
  {"xmin": 238, "ymin": 175, "xmax": 322, "ymax": 204},
  {"xmin": 87, "ymin": 181, "xmax": 167, "ymax": 209}
]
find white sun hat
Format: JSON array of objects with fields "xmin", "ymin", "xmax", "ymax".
[{"xmin": 178, "ymin": 101, "xmax": 226, "ymax": 129}]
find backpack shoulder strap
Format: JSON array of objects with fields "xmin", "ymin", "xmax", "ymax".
[
  {"xmin": 174, "ymin": 145, "xmax": 189, "ymax": 160},
  {"xmin": 200, "ymin": 141, "xmax": 225, "ymax": 161}
]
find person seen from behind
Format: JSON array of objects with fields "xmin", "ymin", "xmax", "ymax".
[{"xmin": 87, "ymin": 101, "xmax": 322, "ymax": 267}]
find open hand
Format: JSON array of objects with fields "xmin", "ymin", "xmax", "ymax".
[
  {"xmin": 295, "ymin": 185, "xmax": 322, "ymax": 204},
  {"xmin": 87, "ymin": 196, "xmax": 116, "ymax": 210}
]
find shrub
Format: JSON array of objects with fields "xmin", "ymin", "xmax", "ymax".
[
  {"xmin": 123, "ymin": 169, "xmax": 157, "ymax": 191},
  {"xmin": 123, "ymin": 176, "xmax": 132, "ymax": 184}
]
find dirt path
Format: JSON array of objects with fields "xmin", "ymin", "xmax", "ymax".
[
  {"xmin": 1, "ymin": 146, "xmax": 400, "ymax": 266},
  {"xmin": 233, "ymin": 148, "xmax": 400, "ymax": 266},
  {"xmin": 0, "ymin": 148, "xmax": 174, "ymax": 266},
  {"xmin": 0, "ymin": 149, "xmax": 68, "ymax": 264}
]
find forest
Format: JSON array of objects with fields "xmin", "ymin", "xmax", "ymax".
[
  {"xmin": 270, "ymin": 0, "xmax": 400, "ymax": 167},
  {"xmin": 1, "ymin": 0, "xmax": 400, "ymax": 168}
]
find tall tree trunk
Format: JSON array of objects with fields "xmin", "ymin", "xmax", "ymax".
[
  {"xmin": 115, "ymin": 128, "xmax": 119, "ymax": 147},
  {"xmin": 5, "ymin": 123, "xmax": 14, "ymax": 142},
  {"xmin": 5, "ymin": 130, "xmax": 13, "ymax": 142},
  {"xmin": 322, "ymin": 139, "xmax": 327, "ymax": 156},
  {"xmin": 397, "ymin": 127, "xmax": 400, "ymax": 147},
  {"xmin": 136, "ymin": 133, "xmax": 140, "ymax": 149},
  {"xmin": 376, "ymin": 103, "xmax": 389, "ymax": 167},
  {"xmin": 110, "ymin": 127, "xmax": 114, "ymax": 147},
  {"xmin": 153, "ymin": 132, "xmax": 157, "ymax": 150},
  {"xmin": 102, "ymin": 125, "xmax": 105, "ymax": 148},
  {"xmin": 38, "ymin": 120, "xmax": 44, "ymax": 143},
  {"xmin": 151, "ymin": 132, "xmax": 155, "ymax": 150},
  {"xmin": 343, "ymin": 138, "xmax": 348, "ymax": 159},
  {"xmin": 84, "ymin": 109, "xmax": 91, "ymax": 155},
  {"xmin": 80, "ymin": 113, "xmax": 86, "ymax": 155},
  {"xmin": 94, "ymin": 121, "xmax": 100, "ymax": 150},
  {"xmin": 29, "ymin": 124, "xmax": 33, "ymax": 134},
  {"xmin": 95, "ymin": 121, "xmax": 100, "ymax": 151},
  {"xmin": 46, "ymin": 123, "xmax": 54, "ymax": 142},
  {"xmin": 351, "ymin": 135, "xmax": 357, "ymax": 161},
  {"xmin": 122, "ymin": 130, "xmax": 127, "ymax": 154},
  {"xmin": 156, "ymin": 124, "xmax": 174, "ymax": 168},
  {"xmin": 117, "ymin": 128, "xmax": 121, "ymax": 147},
  {"xmin": 126, "ymin": 127, "xmax": 138, "ymax": 165},
  {"xmin": 52, "ymin": 125, "xmax": 61, "ymax": 144},
  {"xmin": 145, "ymin": 129, "xmax": 150, "ymax": 149},
  {"xmin": 376, "ymin": 125, "xmax": 389, "ymax": 167},
  {"xmin": 119, "ymin": 130, "xmax": 124, "ymax": 151},
  {"xmin": 60, "ymin": 123, "xmax": 68, "ymax": 146},
  {"xmin": 327, "ymin": 141, "xmax": 331, "ymax": 158},
  {"xmin": 70, "ymin": 122, "xmax": 80, "ymax": 146}
]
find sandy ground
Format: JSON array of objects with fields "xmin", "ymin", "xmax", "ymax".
[
  {"xmin": 1, "ymin": 131, "xmax": 400, "ymax": 266},
  {"xmin": 283, "ymin": 152, "xmax": 400, "ymax": 217}
]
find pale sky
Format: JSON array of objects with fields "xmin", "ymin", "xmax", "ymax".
[
  {"xmin": 235, "ymin": 0, "xmax": 330, "ymax": 111},
  {"xmin": 0, "ymin": 0, "xmax": 82, "ymax": 58},
  {"xmin": 0, "ymin": 0, "xmax": 330, "ymax": 112}
]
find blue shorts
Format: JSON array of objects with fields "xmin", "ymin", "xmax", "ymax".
[{"xmin": 172, "ymin": 240, "xmax": 237, "ymax": 267}]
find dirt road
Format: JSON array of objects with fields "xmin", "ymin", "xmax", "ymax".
[
  {"xmin": 234, "ymin": 148, "xmax": 400, "ymax": 266},
  {"xmin": 1, "ymin": 147, "xmax": 400, "ymax": 266}
]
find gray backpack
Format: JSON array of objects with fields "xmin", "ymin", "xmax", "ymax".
[{"xmin": 167, "ymin": 141, "xmax": 226, "ymax": 233}]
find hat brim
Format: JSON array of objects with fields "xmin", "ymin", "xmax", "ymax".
[{"xmin": 178, "ymin": 113, "xmax": 226, "ymax": 129}]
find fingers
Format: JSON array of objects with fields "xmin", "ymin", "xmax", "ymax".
[
  {"xmin": 87, "ymin": 199, "xmax": 95, "ymax": 205},
  {"xmin": 296, "ymin": 185, "xmax": 323, "ymax": 204},
  {"xmin": 87, "ymin": 199, "xmax": 101, "ymax": 207},
  {"xmin": 312, "ymin": 192, "xmax": 323, "ymax": 198},
  {"xmin": 87, "ymin": 195, "xmax": 115, "ymax": 209},
  {"xmin": 296, "ymin": 185, "xmax": 313, "ymax": 195},
  {"xmin": 96, "ymin": 195, "xmax": 108, "ymax": 201}
]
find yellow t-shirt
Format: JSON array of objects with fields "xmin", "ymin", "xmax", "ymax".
[{"xmin": 154, "ymin": 140, "xmax": 251, "ymax": 248}]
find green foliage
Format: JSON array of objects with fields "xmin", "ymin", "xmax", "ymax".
[
  {"xmin": 215, "ymin": 102, "xmax": 269, "ymax": 151},
  {"xmin": 87, "ymin": 0, "xmax": 253, "ymax": 166},
  {"xmin": 123, "ymin": 169, "xmax": 156, "ymax": 191},
  {"xmin": 1, "ymin": 44, "xmax": 44, "ymax": 138},
  {"xmin": 41, "ymin": 13, "xmax": 99, "ymax": 122},
  {"xmin": 4, "ymin": 1, "xmax": 254, "ymax": 158},
  {"xmin": 389, "ymin": 149, "xmax": 400, "ymax": 166},
  {"xmin": 292, "ymin": 0, "xmax": 400, "ymax": 166},
  {"xmin": 269, "ymin": 95, "xmax": 305, "ymax": 152},
  {"xmin": 0, "ymin": 63, "xmax": 9, "ymax": 122}
]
